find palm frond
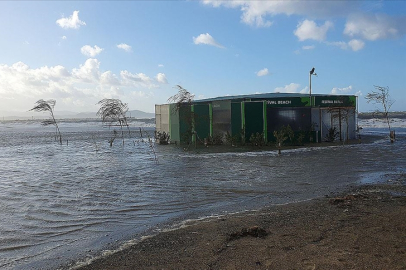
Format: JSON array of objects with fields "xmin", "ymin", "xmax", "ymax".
[
  {"xmin": 167, "ymin": 85, "xmax": 194, "ymax": 103},
  {"xmin": 29, "ymin": 99, "xmax": 56, "ymax": 112},
  {"xmin": 96, "ymin": 99, "xmax": 128, "ymax": 123},
  {"xmin": 41, "ymin": 120, "xmax": 56, "ymax": 126},
  {"xmin": 167, "ymin": 85, "xmax": 194, "ymax": 113},
  {"xmin": 29, "ymin": 99, "xmax": 62, "ymax": 144}
]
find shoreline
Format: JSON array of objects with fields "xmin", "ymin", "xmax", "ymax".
[{"xmin": 69, "ymin": 181, "xmax": 406, "ymax": 270}]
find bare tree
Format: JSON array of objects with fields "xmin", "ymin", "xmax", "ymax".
[
  {"xmin": 96, "ymin": 99, "xmax": 129, "ymax": 146},
  {"xmin": 30, "ymin": 99, "xmax": 62, "ymax": 144},
  {"xmin": 365, "ymin": 85, "xmax": 395, "ymax": 142},
  {"xmin": 341, "ymin": 108, "xmax": 354, "ymax": 142}
]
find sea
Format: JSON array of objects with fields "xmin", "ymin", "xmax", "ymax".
[{"xmin": 0, "ymin": 118, "xmax": 405, "ymax": 269}]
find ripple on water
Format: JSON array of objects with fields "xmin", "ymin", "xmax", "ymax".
[{"xmin": 0, "ymin": 121, "xmax": 405, "ymax": 269}]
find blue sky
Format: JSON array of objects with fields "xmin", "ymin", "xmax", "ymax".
[{"xmin": 0, "ymin": 1, "xmax": 405, "ymax": 114}]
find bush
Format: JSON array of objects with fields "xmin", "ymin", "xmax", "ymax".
[
  {"xmin": 155, "ymin": 131, "xmax": 170, "ymax": 145},
  {"xmin": 325, "ymin": 127, "xmax": 339, "ymax": 142},
  {"xmin": 207, "ymin": 133, "xmax": 224, "ymax": 145},
  {"xmin": 249, "ymin": 132, "xmax": 265, "ymax": 147}
]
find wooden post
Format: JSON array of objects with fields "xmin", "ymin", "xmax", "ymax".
[{"xmin": 390, "ymin": 130, "xmax": 395, "ymax": 143}]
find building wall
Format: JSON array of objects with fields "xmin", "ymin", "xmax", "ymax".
[
  {"xmin": 169, "ymin": 104, "xmax": 180, "ymax": 144},
  {"xmin": 156, "ymin": 94, "xmax": 357, "ymax": 144},
  {"xmin": 319, "ymin": 107, "xmax": 357, "ymax": 141},
  {"xmin": 155, "ymin": 104, "xmax": 170, "ymax": 134},
  {"xmin": 231, "ymin": 102, "xmax": 242, "ymax": 140},
  {"xmin": 193, "ymin": 104, "xmax": 211, "ymax": 141},
  {"xmin": 244, "ymin": 101, "xmax": 264, "ymax": 142},
  {"xmin": 212, "ymin": 100, "xmax": 231, "ymax": 137}
]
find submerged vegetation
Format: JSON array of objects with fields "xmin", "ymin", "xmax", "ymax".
[{"xmin": 27, "ymin": 98, "xmax": 159, "ymax": 163}]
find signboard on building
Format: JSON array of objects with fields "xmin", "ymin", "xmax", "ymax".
[
  {"xmin": 254, "ymin": 97, "xmax": 310, "ymax": 107},
  {"xmin": 314, "ymin": 96, "xmax": 356, "ymax": 107}
]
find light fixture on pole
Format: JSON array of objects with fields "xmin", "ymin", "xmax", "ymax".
[{"xmin": 309, "ymin": 67, "xmax": 317, "ymax": 106}]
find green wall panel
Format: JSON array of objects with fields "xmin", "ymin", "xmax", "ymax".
[
  {"xmin": 231, "ymin": 102, "xmax": 242, "ymax": 138},
  {"xmin": 244, "ymin": 102, "xmax": 264, "ymax": 141},
  {"xmin": 193, "ymin": 104, "xmax": 211, "ymax": 141},
  {"xmin": 169, "ymin": 104, "xmax": 180, "ymax": 143},
  {"xmin": 179, "ymin": 105, "xmax": 192, "ymax": 144}
]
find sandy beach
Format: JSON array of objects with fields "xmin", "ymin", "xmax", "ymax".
[{"xmin": 74, "ymin": 179, "xmax": 406, "ymax": 270}]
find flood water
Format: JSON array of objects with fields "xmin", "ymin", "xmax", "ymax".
[{"xmin": 0, "ymin": 119, "xmax": 405, "ymax": 269}]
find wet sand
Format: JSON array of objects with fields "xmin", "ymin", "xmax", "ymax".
[{"xmin": 74, "ymin": 181, "xmax": 406, "ymax": 270}]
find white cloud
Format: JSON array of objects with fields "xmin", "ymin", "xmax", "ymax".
[
  {"xmin": 274, "ymin": 83, "xmax": 307, "ymax": 93},
  {"xmin": 325, "ymin": 39, "xmax": 365, "ymax": 51},
  {"xmin": 331, "ymin": 85, "xmax": 353, "ymax": 95},
  {"xmin": 158, "ymin": 64, "xmax": 164, "ymax": 68},
  {"xmin": 117, "ymin": 43, "xmax": 132, "ymax": 52},
  {"xmin": 256, "ymin": 68, "xmax": 269, "ymax": 77},
  {"xmin": 355, "ymin": 91, "xmax": 362, "ymax": 97},
  {"xmin": 0, "ymin": 59, "xmax": 165, "ymax": 112},
  {"xmin": 202, "ymin": 1, "xmax": 355, "ymax": 26},
  {"xmin": 62, "ymin": 36, "xmax": 67, "ymax": 40},
  {"xmin": 344, "ymin": 13, "xmax": 405, "ymax": 41},
  {"xmin": 120, "ymin": 70, "xmax": 157, "ymax": 88},
  {"xmin": 72, "ymin": 58, "xmax": 101, "ymax": 83},
  {"xmin": 348, "ymin": 39, "xmax": 365, "ymax": 51},
  {"xmin": 56, "ymin": 11, "xmax": 86, "ymax": 29},
  {"xmin": 302, "ymin": 45, "xmax": 315, "ymax": 50},
  {"xmin": 294, "ymin": 20, "xmax": 333, "ymax": 41},
  {"xmin": 80, "ymin": 45, "xmax": 104, "ymax": 57},
  {"xmin": 156, "ymin": 73, "xmax": 168, "ymax": 84},
  {"xmin": 193, "ymin": 33, "xmax": 225, "ymax": 48},
  {"xmin": 100, "ymin": 71, "xmax": 120, "ymax": 86},
  {"xmin": 325, "ymin": 41, "xmax": 348, "ymax": 50}
]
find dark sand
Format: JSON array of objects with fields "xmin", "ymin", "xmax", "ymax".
[{"xmin": 74, "ymin": 179, "xmax": 406, "ymax": 270}]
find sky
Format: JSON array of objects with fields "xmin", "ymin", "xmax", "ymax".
[{"xmin": 0, "ymin": 1, "xmax": 405, "ymax": 114}]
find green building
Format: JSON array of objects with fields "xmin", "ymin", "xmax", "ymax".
[{"xmin": 155, "ymin": 93, "xmax": 357, "ymax": 145}]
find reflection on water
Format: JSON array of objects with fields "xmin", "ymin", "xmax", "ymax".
[{"xmin": 0, "ymin": 120, "xmax": 405, "ymax": 269}]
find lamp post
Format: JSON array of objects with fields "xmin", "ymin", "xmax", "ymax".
[{"xmin": 309, "ymin": 67, "xmax": 317, "ymax": 106}]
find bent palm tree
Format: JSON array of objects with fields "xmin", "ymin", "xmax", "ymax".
[
  {"xmin": 167, "ymin": 85, "xmax": 194, "ymax": 113},
  {"xmin": 96, "ymin": 99, "xmax": 129, "ymax": 146},
  {"xmin": 30, "ymin": 99, "xmax": 62, "ymax": 144}
]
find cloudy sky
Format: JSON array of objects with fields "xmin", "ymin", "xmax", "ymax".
[{"xmin": 0, "ymin": 1, "xmax": 405, "ymax": 114}]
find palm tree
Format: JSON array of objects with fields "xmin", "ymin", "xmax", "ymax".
[
  {"xmin": 30, "ymin": 99, "xmax": 62, "ymax": 144},
  {"xmin": 167, "ymin": 85, "xmax": 194, "ymax": 113},
  {"xmin": 96, "ymin": 99, "xmax": 129, "ymax": 146},
  {"xmin": 168, "ymin": 85, "xmax": 195, "ymax": 145}
]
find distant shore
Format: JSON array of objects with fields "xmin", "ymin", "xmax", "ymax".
[
  {"xmin": 70, "ymin": 180, "xmax": 406, "ymax": 270},
  {"xmin": 358, "ymin": 111, "xmax": 406, "ymax": 119}
]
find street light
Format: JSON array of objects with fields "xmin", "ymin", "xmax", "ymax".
[{"xmin": 309, "ymin": 67, "xmax": 317, "ymax": 106}]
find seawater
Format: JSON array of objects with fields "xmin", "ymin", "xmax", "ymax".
[{"xmin": 0, "ymin": 119, "xmax": 405, "ymax": 269}]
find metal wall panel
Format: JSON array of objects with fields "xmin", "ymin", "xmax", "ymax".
[
  {"xmin": 319, "ymin": 107, "xmax": 356, "ymax": 141},
  {"xmin": 244, "ymin": 102, "xmax": 264, "ymax": 142},
  {"xmin": 179, "ymin": 105, "xmax": 192, "ymax": 144},
  {"xmin": 193, "ymin": 104, "xmax": 211, "ymax": 141},
  {"xmin": 267, "ymin": 107, "xmax": 311, "ymax": 131},
  {"xmin": 169, "ymin": 104, "xmax": 180, "ymax": 144},
  {"xmin": 159, "ymin": 104, "xmax": 170, "ymax": 134},
  {"xmin": 212, "ymin": 100, "xmax": 231, "ymax": 137},
  {"xmin": 231, "ymin": 102, "xmax": 242, "ymax": 139}
]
